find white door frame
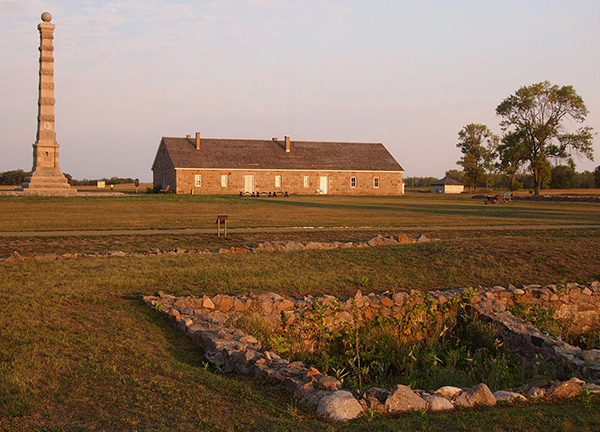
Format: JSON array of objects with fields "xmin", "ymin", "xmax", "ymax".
[
  {"xmin": 244, "ymin": 175, "xmax": 255, "ymax": 193},
  {"xmin": 319, "ymin": 176, "xmax": 329, "ymax": 195}
]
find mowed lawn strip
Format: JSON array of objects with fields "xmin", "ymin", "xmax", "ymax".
[
  {"xmin": 1, "ymin": 235, "xmax": 599, "ymax": 430},
  {"xmin": 1, "ymin": 194, "xmax": 599, "ymax": 232},
  {"xmin": 0, "ymin": 227, "xmax": 598, "ymax": 257}
]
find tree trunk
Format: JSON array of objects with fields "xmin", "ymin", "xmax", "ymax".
[{"xmin": 533, "ymin": 168, "xmax": 541, "ymax": 196}]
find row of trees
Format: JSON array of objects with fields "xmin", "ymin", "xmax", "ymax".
[
  {"xmin": 0, "ymin": 169, "xmax": 28, "ymax": 186},
  {"xmin": 406, "ymin": 167, "xmax": 600, "ymax": 190},
  {"xmin": 456, "ymin": 81, "xmax": 595, "ymax": 195},
  {"xmin": 0, "ymin": 170, "xmax": 135, "ymax": 186}
]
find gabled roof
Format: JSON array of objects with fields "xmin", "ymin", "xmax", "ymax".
[
  {"xmin": 155, "ymin": 137, "xmax": 404, "ymax": 172},
  {"xmin": 431, "ymin": 176, "xmax": 464, "ymax": 186}
]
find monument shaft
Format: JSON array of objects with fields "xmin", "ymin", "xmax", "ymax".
[{"xmin": 22, "ymin": 12, "xmax": 74, "ymax": 194}]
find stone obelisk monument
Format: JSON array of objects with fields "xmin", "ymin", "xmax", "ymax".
[{"xmin": 21, "ymin": 12, "xmax": 75, "ymax": 194}]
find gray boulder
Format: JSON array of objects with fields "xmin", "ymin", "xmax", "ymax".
[
  {"xmin": 493, "ymin": 390, "xmax": 527, "ymax": 403},
  {"xmin": 434, "ymin": 385, "xmax": 462, "ymax": 400},
  {"xmin": 455, "ymin": 383, "xmax": 496, "ymax": 407},
  {"xmin": 317, "ymin": 390, "xmax": 364, "ymax": 422},
  {"xmin": 384, "ymin": 385, "xmax": 428, "ymax": 413},
  {"xmin": 423, "ymin": 395, "xmax": 454, "ymax": 412}
]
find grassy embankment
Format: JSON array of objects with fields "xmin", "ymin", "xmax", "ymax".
[{"xmin": 1, "ymin": 195, "xmax": 599, "ymax": 430}]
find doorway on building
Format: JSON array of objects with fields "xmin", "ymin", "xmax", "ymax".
[
  {"xmin": 244, "ymin": 175, "xmax": 255, "ymax": 193},
  {"xmin": 319, "ymin": 176, "xmax": 329, "ymax": 194}
]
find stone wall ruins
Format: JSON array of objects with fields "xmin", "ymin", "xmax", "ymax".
[{"xmin": 142, "ymin": 281, "xmax": 600, "ymax": 421}]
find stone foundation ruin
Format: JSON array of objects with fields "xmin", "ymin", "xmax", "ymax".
[{"xmin": 143, "ymin": 281, "xmax": 600, "ymax": 421}]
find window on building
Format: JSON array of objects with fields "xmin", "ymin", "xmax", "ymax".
[
  {"xmin": 350, "ymin": 177, "xmax": 357, "ymax": 188},
  {"xmin": 373, "ymin": 177, "xmax": 380, "ymax": 188},
  {"xmin": 221, "ymin": 174, "xmax": 229, "ymax": 187},
  {"xmin": 194, "ymin": 174, "xmax": 202, "ymax": 187},
  {"xmin": 275, "ymin": 175, "xmax": 282, "ymax": 188},
  {"xmin": 303, "ymin": 176, "xmax": 310, "ymax": 188}
]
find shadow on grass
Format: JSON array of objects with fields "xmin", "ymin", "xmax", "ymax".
[
  {"xmin": 124, "ymin": 294, "xmax": 208, "ymax": 369},
  {"xmin": 235, "ymin": 198, "xmax": 600, "ymax": 223}
]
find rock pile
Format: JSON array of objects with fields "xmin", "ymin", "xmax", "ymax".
[
  {"xmin": 142, "ymin": 281, "xmax": 600, "ymax": 422},
  {"xmin": 471, "ymin": 283, "xmax": 600, "ymax": 376},
  {"xmin": 0, "ymin": 234, "xmax": 438, "ymax": 263}
]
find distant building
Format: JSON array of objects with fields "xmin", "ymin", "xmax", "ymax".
[
  {"xmin": 151, "ymin": 133, "xmax": 404, "ymax": 195},
  {"xmin": 430, "ymin": 176, "xmax": 464, "ymax": 194}
]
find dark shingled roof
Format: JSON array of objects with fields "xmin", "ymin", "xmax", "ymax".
[
  {"xmin": 431, "ymin": 176, "xmax": 464, "ymax": 186},
  {"xmin": 155, "ymin": 137, "xmax": 403, "ymax": 172}
]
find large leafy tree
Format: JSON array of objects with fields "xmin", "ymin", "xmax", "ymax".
[
  {"xmin": 495, "ymin": 132, "xmax": 526, "ymax": 191},
  {"xmin": 456, "ymin": 124, "xmax": 498, "ymax": 190},
  {"xmin": 496, "ymin": 81, "xmax": 594, "ymax": 195},
  {"xmin": 595, "ymin": 166, "xmax": 600, "ymax": 188}
]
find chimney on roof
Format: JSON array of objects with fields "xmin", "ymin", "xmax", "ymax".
[
  {"xmin": 186, "ymin": 134, "xmax": 191, "ymax": 139},
  {"xmin": 195, "ymin": 132, "xmax": 201, "ymax": 150},
  {"xmin": 285, "ymin": 135, "xmax": 291, "ymax": 153},
  {"xmin": 272, "ymin": 137, "xmax": 278, "ymax": 141}
]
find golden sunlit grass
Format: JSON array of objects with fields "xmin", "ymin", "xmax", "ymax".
[
  {"xmin": 0, "ymin": 195, "xmax": 598, "ymax": 430},
  {"xmin": 1, "ymin": 234, "xmax": 599, "ymax": 430},
  {"xmin": 1, "ymin": 192, "xmax": 599, "ymax": 232}
]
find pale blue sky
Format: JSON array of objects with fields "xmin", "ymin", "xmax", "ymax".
[{"xmin": 1, "ymin": 0, "xmax": 599, "ymax": 180}]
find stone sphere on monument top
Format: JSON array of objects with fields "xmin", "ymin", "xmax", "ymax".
[{"xmin": 41, "ymin": 12, "xmax": 52, "ymax": 22}]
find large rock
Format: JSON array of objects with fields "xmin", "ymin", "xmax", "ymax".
[
  {"xmin": 434, "ymin": 386, "xmax": 462, "ymax": 400},
  {"xmin": 583, "ymin": 383, "xmax": 600, "ymax": 394},
  {"xmin": 5, "ymin": 251, "xmax": 25, "ymax": 262},
  {"xmin": 550, "ymin": 377, "xmax": 585, "ymax": 399},
  {"xmin": 366, "ymin": 235, "xmax": 387, "ymax": 247},
  {"xmin": 526, "ymin": 386, "xmax": 546, "ymax": 398},
  {"xmin": 212, "ymin": 294, "xmax": 235, "ymax": 312},
  {"xmin": 379, "ymin": 296, "xmax": 394, "ymax": 307},
  {"xmin": 423, "ymin": 395, "xmax": 454, "ymax": 412},
  {"xmin": 317, "ymin": 390, "xmax": 364, "ymax": 421},
  {"xmin": 493, "ymin": 390, "xmax": 527, "ymax": 403},
  {"xmin": 395, "ymin": 234, "xmax": 412, "ymax": 244},
  {"xmin": 415, "ymin": 234, "xmax": 430, "ymax": 243},
  {"xmin": 300, "ymin": 390, "xmax": 332, "ymax": 407},
  {"xmin": 454, "ymin": 383, "xmax": 496, "ymax": 407},
  {"xmin": 384, "ymin": 385, "xmax": 428, "ymax": 413},
  {"xmin": 361, "ymin": 387, "xmax": 390, "ymax": 413},
  {"xmin": 583, "ymin": 349, "xmax": 600, "ymax": 363}
]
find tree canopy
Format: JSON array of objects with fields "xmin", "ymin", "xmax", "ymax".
[
  {"xmin": 495, "ymin": 81, "xmax": 594, "ymax": 195},
  {"xmin": 456, "ymin": 124, "xmax": 498, "ymax": 190},
  {"xmin": 0, "ymin": 169, "xmax": 27, "ymax": 186}
]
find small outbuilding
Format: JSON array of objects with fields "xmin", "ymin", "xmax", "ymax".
[{"xmin": 430, "ymin": 177, "xmax": 464, "ymax": 194}]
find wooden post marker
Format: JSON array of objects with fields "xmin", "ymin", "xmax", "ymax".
[{"xmin": 216, "ymin": 214, "xmax": 229, "ymax": 238}]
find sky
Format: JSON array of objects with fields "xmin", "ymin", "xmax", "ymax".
[{"xmin": 1, "ymin": 0, "xmax": 599, "ymax": 181}]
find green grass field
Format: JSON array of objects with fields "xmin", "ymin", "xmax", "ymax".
[
  {"xmin": 1, "ymin": 193, "xmax": 599, "ymax": 232},
  {"xmin": 0, "ymin": 195, "xmax": 599, "ymax": 430}
]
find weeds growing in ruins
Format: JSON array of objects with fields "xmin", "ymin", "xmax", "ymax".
[
  {"xmin": 237, "ymin": 291, "xmax": 543, "ymax": 391},
  {"xmin": 509, "ymin": 303, "xmax": 600, "ymax": 350}
]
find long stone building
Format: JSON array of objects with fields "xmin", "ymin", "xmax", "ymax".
[{"xmin": 151, "ymin": 134, "xmax": 404, "ymax": 195}]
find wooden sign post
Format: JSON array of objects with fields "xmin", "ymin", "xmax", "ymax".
[{"xmin": 216, "ymin": 214, "xmax": 229, "ymax": 238}]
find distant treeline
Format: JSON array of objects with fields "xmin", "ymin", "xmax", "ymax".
[
  {"xmin": 406, "ymin": 166, "xmax": 600, "ymax": 190},
  {"xmin": 0, "ymin": 169, "xmax": 135, "ymax": 186}
]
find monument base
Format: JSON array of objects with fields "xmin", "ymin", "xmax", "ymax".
[{"xmin": 20, "ymin": 168, "xmax": 77, "ymax": 195}]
